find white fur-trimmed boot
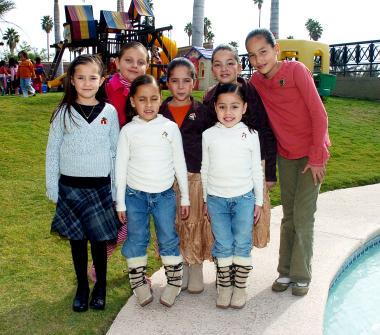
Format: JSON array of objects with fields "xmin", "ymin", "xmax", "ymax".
[
  {"xmin": 230, "ymin": 257, "xmax": 253, "ymax": 309},
  {"xmin": 127, "ymin": 256, "xmax": 153, "ymax": 307},
  {"xmin": 188, "ymin": 263, "xmax": 204, "ymax": 294},
  {"xmin": 215, "ymin": 257, "xmax": 233, "ymax": 309},
  {"xmin": 160, "ymin": 256, "xmax": 183, "ymax": 307}
]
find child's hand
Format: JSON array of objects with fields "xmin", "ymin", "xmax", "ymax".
[
  {"xmin": 266, "ymin": 181, "xmax": 277, "ymax": 191},
  {"xmin": 254, "ymin": 205, "xmax": 262, "ymax": 225},
  {"xmin": 180, "ymin": 206, "xmax": 190, "ymax": 220},
  {"xmin": 302, "ymin": 163, "xmax": 326, "ymax": 185},
  {"xmin": 117, "ymin": 211, "xmax": 127, "ymax": 224}
]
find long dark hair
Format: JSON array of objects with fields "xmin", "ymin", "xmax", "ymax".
[
  {"xmin": 214, "ymin": 83, "xmax": 256, "ymax": 132},
  {"xmin": 124, "ymin": 74, "xmax": 160, "ymax": 124},
  {"xmin": 50, "ymin": 54, "xmax": 106, "ymax": 126}
]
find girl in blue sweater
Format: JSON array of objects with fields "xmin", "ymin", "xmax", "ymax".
[{"xmin": 46, "ymin": 54, "xmax": 120, "ymax": 312}]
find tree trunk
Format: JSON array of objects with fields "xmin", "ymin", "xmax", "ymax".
[
  {"xmin": 192, "ymin": 0, "xmax": 205, "ymax": 47},
  {"xmin": 117, "ymin": 0, "xmax": 124, "ymax": 12},
  {"xmin": 54, "ymin": 0, "xmax": 63, "ymax": 77},
  {"xmin": 47, "ymin": 33, "xmax": 50, "ymax": 61},
  {"xmin": 270, "ymin": 0, "xmax": 279, "ymax": 39}
]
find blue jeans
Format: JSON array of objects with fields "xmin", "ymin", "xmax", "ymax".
[
  {"xmin": 20, "ymin": 77, "xmax": 35, "ymax": 97},
  {"xmin": 207, "ymin": 191, "xmax": 255, "ymax": 258},
  {"xmin": 121, "ymin": 186, "xmax": 180, "ymax": 259}
]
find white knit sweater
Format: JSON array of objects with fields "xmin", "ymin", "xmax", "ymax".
[
  {"xmin": 201, "ymin": 122, "xmax": 263, "ymax": 206},
  {"xmin": 115, "ymin": 114, "xmax": 189, "ymax": 212},
  {"xmin": 45, "ymin": 103, "xmax": 119, "ymax": 202}
]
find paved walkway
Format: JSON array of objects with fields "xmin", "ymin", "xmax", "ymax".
[{"xmin": 107, "ymin": 184, "xmax": 380, "ymax": 335}]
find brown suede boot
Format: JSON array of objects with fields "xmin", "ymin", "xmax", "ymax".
[
  {"xmin": 182, "ymin": 263, "xmax": 189, "ymax": 291},
  {"xmin": 230, "ymin": 264, "xmax": 253, "ymax": 309},
  {"xmin": 188, "ymin": 263, "xmax": 204, "ymax": 294},
  {"xmin": 160, "ymin": 263, "xmax": 183, "ymax": 307},
  {"xmin": 128, "ymin": 266, "xmax": 153, "ymax": 307}
]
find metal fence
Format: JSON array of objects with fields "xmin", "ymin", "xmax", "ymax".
[
  {"xmin": 330, "ymin": 40, "xmax": 380, "ymax": 77},
  {"xmin": 239, "ymin": 39, "xmax": 380, "ymax": 78}
]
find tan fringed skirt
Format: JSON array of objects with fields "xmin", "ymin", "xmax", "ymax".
[
  {"xmin": 253, "ymin": 160, "xmax": 271, "ymax": 248},
  {"xmin": 173, "ymin": 173, "xmax": 214, "ymax": 264},
  {"xmin": 253, "ymin": 182, "xmax": 271, "ymax": 248}
]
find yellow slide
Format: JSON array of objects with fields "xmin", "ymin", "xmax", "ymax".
[
  {"xmin": 47, "ymin": 73, "xmax": 67, "ymax": 88},
  {"xmin": 155, "ymin": 35, "xmax": 178, "ymax": 64},
  {"xmin": 148, "ymin": 35, "xmax": 178, "ymax": 79}
]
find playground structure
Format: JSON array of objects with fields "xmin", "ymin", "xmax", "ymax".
[
  {"xmin": 47, "ymin": 0, "xmax": 177, "ymax": 88},
  {"xmin": 276, "ymin": 39, "xmax": 337, "ymax": 96}
]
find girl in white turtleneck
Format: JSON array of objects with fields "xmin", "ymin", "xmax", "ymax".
[
  {"xmin": 115, "ymin": 74, "xmax": 189, "ymax": 308},
  {"xmin": 201, "ymin": 83, "xmax": 263, "ymax": 310}
]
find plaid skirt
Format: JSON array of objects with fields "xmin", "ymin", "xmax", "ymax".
[{"xmin": 51, "ymin": 181, "xmax": 119, "ymax": 241}]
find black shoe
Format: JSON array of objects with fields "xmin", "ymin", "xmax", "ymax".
[
  {"xmin": 72, "ymin": 286, "xmax": 89, "ymax": 312},
  {"xmin": 89, "ymin": 284, "xmax": 106, "ymax": 310}
]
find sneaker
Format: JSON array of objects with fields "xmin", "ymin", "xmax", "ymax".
[
  {"xmin": 272, "ymin": 276, "xmax": 291, "ymax": 292},
  {"xmin": 292, "ymin": 282, "xmax": 309, "ymax": 296}
]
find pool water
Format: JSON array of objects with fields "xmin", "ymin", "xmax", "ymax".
[{"xmin": 324, "ymin": 238, "xmax": 380, "ymax": 335}]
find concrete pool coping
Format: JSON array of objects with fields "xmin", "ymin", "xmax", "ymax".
[{"xmin": 107, "ymin": 183, "xmax": 380, "ymax": 335}]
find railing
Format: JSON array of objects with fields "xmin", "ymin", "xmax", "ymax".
[
  {"xmin": 330, "ymin": 40, "xmax": 380, "ymax": 77},
  {"xmin": 239, "ymin": 39, "xmax": 380, "ymax": 78}
]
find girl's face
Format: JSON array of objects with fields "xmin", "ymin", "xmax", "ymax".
[
  {"xmin": 116, "ymin": 47, "xmax": 148, "ymax": 82},
  {"xmin": 71, "ymin": 62, "xmax": 105, "ymax": 104},
  {"xmin": 215, "ymin": 92, "xmax": 247, "ymax": 128},
  {"xmin": 246, "ymin": 35, "xmax": 280, "ymax": 79},
  {"xmin": 212, "ymin": 50, "xmax": 242, "ymax": 84},
  {"xmin": 167, "ymin": 65, "xmax": 194, "ymax": 105},
  {"xmin": 130, "ymin": 83, "xmax": 161, "ymax": 122}
]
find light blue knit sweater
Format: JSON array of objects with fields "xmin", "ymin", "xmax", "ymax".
[{"xmin": 45, "ymin": 103, "xmax": 119, "ymax": 202}]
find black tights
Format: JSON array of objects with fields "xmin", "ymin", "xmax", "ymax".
[{"xmin": 70, "ymin": 240, "xmax": 107, "ymax": 289}]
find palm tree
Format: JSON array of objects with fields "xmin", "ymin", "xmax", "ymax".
[
  {"xmin": 117, "ymin": 0, "xmax": 124, "ymax": 12},
  {"xmin": 0, "ymin": 0, "xmax": 15, "ymax": 20},
  {"xmin": 305, "ymin": 18, "xmax": 323, "ymax": 41},
  {"xmin": 269, "ymin": 0, "xmax": 279, "ymax": 38},
  {"xmin": 191, "ymin": 0, "xmax": 204, "ymax": 47},
  {"xmin": 229, "ymin": 41, "xmax": 239, "ymax": 50},
  {"xmin": 53, "ymin": 0, "xmax": 63, "ymax": 76},
  {"xmin": 41, "ymin": 15, "xmax": 53, "ymax": 61},
  {"xmin": 203, "ymin": 17, "xmax": 211, "ymax": 38},
  {"xmin": 253, "ymin": 0, "xmax": 264, "ymax": 27},
  {"xmin": 2, "ymin": 27, "xmax": 19, "ymax": 54},
  {"xmin": 205, "ymin": 31, "xmax": 214, "ymax": 43},
  {"xmin": 184, "ymin": 22, "xmax": 192, "ymax": 46}
]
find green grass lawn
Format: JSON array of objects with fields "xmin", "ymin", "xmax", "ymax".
[{"xmin": 0, "ymin": 93, "xmax": 379, "ymax": 334}]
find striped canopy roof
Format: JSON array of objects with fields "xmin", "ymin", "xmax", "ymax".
[
  {"xmin": 128, "ymin": 0, "xmax": 154, "ymax": 20},
  {"xmin": 100, "ymin": 11, "xmax": 133, "ymax": 33},
  {"xmin": 65, "ymin": 5, "xmax": 97, "ymax": 41}
]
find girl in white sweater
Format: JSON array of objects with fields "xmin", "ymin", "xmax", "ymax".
[
  {"xmin": 115, "ymin": 74, "xmax": 189, "ymax": 307},
  {"xmin": 201, "ymin": 83, "xmax": 263, "ymax": 309}
]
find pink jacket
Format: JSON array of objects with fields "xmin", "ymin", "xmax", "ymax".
[{"xmin": 106, "ymin": 74, "xmax": 130, "ymax": 128}]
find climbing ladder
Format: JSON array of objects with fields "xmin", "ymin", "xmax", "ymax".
[{"xmin": 47, "ymin": 42, "xmax": 67, "ymax": 80}]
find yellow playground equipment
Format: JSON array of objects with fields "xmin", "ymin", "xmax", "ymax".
[{"xmin": 277, "ymin": 39, "xmax": 336, "ymax": 96}]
